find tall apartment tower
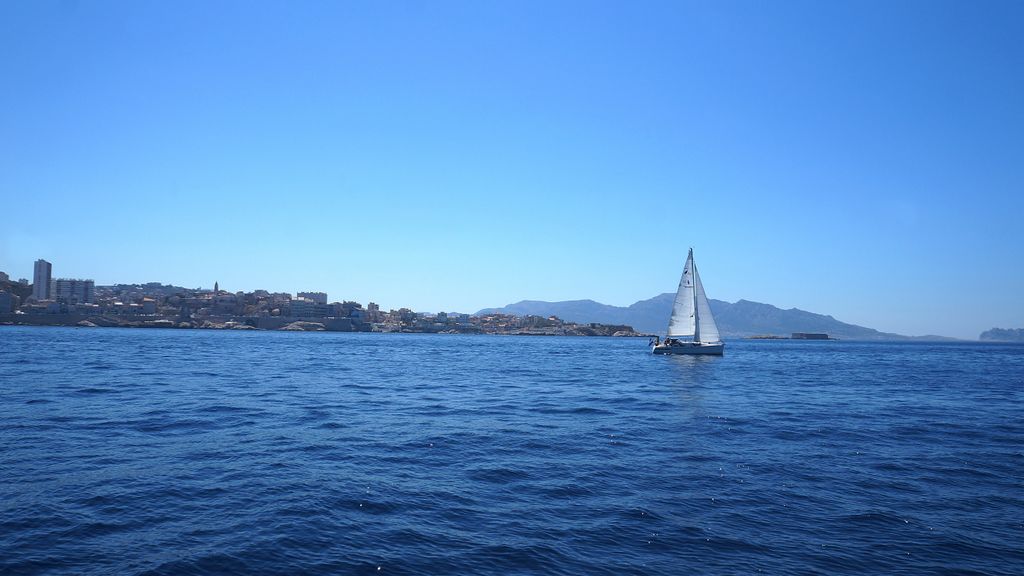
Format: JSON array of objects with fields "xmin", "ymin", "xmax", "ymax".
[{"xmin": 32, "ymin": 259, "xmax": 52, "ymax": 301}]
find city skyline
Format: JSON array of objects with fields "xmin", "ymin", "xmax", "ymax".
[{"xmin": 2, "ymin": 2, "xmax": 1023, "ymax": 340}]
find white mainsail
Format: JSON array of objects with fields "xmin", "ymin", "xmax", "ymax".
[
  {"xmin": 667, "ymin": 251, "xmax": 697, "ymax": 338},
  {"xmin": 693, "ymin": 263, "xmax": 721, "ymax": 343}
]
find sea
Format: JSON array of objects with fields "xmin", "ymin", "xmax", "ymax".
[{"xmin": 1, "ymin": 326, "xmax": 1021, "ymax": 575}]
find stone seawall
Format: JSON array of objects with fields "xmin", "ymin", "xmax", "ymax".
[
  {"xmin": 256, "ymin": 317, "xmax": 360, "ymax": 331},
  {"xmin": 0, "ymin": 314, "xmax": 162, "ymax": 327}
]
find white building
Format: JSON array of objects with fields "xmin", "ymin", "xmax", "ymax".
[
  {"xmin": 53, "ymin": 279, "xmax": 95, "ymax": 304},
  {"xmin": 32, "ymin": 259, "xmax": 52, "ymax": 301},
  {"xmin": 297, "ymin": 291, "xmax": 327, "ymax": 305},
  {"xmin": 291, "ymin": 298, "xmax": 332, "ymax": 318}
]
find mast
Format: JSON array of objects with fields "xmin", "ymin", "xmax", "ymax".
[{"xmin": 692, "ymin": 249, "xmax": 700, "ymax": 343}]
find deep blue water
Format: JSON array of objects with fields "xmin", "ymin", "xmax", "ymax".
[{"xmin": 1, "ymin": 327, "xmax": 1022, "ymax": 575}]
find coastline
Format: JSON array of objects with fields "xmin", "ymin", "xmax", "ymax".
[{"xmin": 0, "ymin": 314, "xmax": 645, "ymax": 337}]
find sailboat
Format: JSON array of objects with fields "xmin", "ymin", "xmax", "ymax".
[{"xmin": 652, "ymin": 248, "xmax": 725, "ymax": 355}]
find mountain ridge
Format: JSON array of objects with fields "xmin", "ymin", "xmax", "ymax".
[{"xmin": 478, "ymin": 294, "xmax": 958, "ymax": 340}]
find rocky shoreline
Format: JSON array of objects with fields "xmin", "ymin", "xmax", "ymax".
[{"xmin": 1, "ymin": 314, "xmax": 643, "ymax": 336}]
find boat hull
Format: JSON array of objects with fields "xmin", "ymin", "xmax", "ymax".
[{"xmin": 652, "ymin": 341, "xmax": 725, "ymax": 356}]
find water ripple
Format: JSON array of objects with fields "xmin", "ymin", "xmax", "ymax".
[{"xmin": 1, "ymin": 328, "xmax": 1022, "ymax": 575}]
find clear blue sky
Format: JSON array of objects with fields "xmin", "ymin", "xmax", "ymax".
[{"xmin": 1, "ymin": 1, "xmax": 1021, "ymax": 339}]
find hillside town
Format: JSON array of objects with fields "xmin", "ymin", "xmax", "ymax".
[{"xmin": 0, "ymin": 259, "xmax": 640, "ymax": 336}]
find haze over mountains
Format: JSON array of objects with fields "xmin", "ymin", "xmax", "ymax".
[{"xmin": 479, "ymin": 294, "xmax": 957, "ymax": 340}]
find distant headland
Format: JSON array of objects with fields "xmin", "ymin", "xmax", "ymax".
[{"xmin": 979, "ymin": 328, "xmax": 1024, "ymax": 342}]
